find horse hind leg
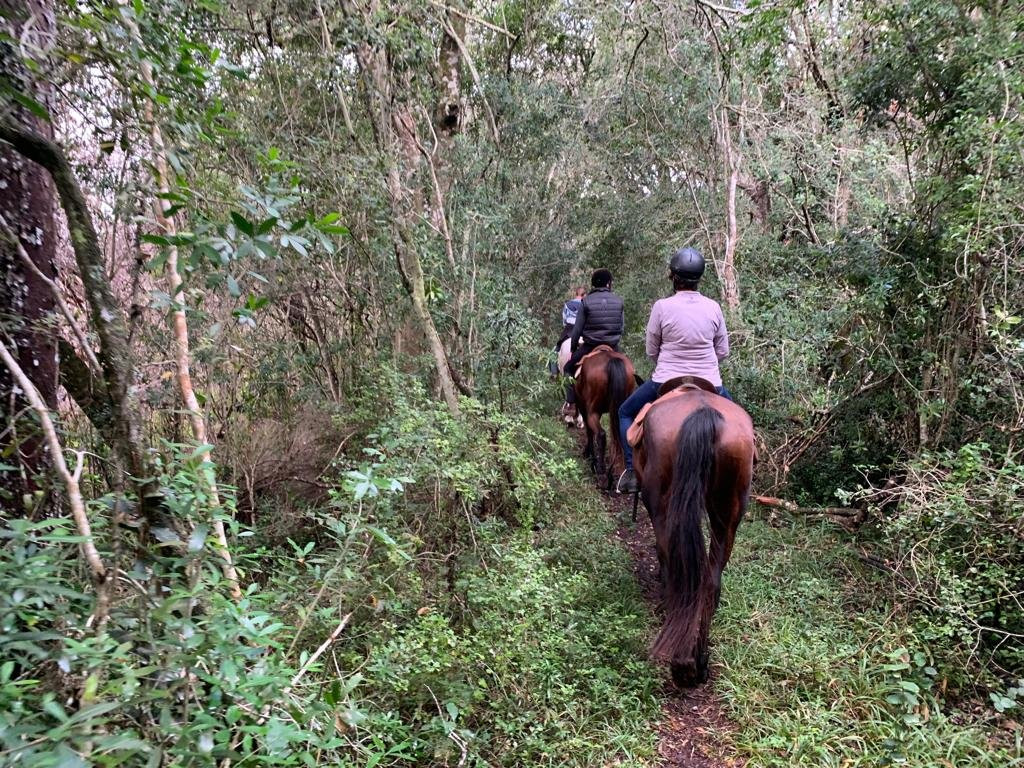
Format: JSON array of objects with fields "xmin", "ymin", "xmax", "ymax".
[
  {"xmin": 594, "ymin": 425, "xmax": 607, "ymax": 478},
  {"xmin": 605, "ymin": 434, "xmax": 617, "ymax": 493},
  {"xmin": 577, "ymin": 400, "xmax": 593, "ymax": 458},
  {"xmin": 585, "ymin": 411, "xmax": 603, "ymax": 476}
]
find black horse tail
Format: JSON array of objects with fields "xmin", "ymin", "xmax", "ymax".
[
  {"xmin": 605, "ymin": 357, "xmax": 630, "ymax": 471},
  {"xmin": 652, "ymin": 405, "xmax": 723, "ymax": 684}
]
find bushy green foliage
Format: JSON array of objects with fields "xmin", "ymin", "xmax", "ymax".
[
  {"xmin": 866, "ymin": 445, "xmax": 1024, "ymax": 677},
  {"xmin": 0, "ymin": 370, "xmax": 658, "ymax": 766},
  {"xmin": 340, "ymin": 522, "xmax": 658, "ymax": 766},
  {"xmin": 5, "ymin": 0, "xmax": 1024, "ymax": 761},
  {"xmin": 713, "ymin": 517, "xmax": 1021, "ymax": 767}
]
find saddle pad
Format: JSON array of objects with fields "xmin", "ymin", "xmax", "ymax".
[
  {"xmin": 577, "ymin": 344, "xmax": 614, "ymax": 369},
  {"xmin": 657, "ymin": 375, "xmax": 717, "ymax": 397},
  {"xmin": 627, "ymin": 385, "xmax": 713, "ymax": 448}
]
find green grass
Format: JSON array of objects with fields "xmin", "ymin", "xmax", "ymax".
[{"xmin": 710, "ymin": 515, "xmax": 1023, "ymax": 767}]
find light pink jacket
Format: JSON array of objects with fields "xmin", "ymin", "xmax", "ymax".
[{"xmin": 646, "ymin": 290, "xmax": 729, "ymax": 387}]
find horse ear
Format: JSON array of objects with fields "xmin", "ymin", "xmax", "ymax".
[{"xmin": 634, "ymin": 373, "xmax": 645, "ymax": 386}]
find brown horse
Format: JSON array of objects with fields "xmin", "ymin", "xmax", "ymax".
[
  {"xmin": 633, "ymin": 390, "xmax": 754, "ymax": 687},
  {"xmin": 574, "ymin": 346, "xmax": 637, "ymax": 490}
]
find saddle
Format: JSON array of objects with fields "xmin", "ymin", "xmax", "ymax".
[
  {"xmin": 657, "ymin": 375, "xmax": 717, "ymax": 397},
  {"xmin": 626, "ymin": 376, "xmax": 718, "ymax": 448}
]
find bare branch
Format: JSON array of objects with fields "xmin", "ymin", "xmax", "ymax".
[{"xmin": 0, "ymin": 338, "xmax": 110, "ymax": 623}]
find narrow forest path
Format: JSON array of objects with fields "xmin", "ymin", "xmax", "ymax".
[
  {"xmin": 606, "ymin": 490, "xmax": 740, "ymax": 768},
  {"xmin": 570, "ymin": 426, "xmax": 740, "ymax": 767}
]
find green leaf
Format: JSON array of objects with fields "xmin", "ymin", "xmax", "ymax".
[
  {"xmin": 366, "ymin": 526, "xmax": 412, "ymax": 561},
  {"xmin": 189, "ymin": 443, "xmax": 215, "ymax": 459},
  {"xmin": 189, "ymin": 524, "xmax": 209, "ymax": 552},
  {"xmin": 2, "ymin": 85, "xmax": 51, "ymax": 121},
  {"xmin": 230, "ymin": 211, "xmax": 254, "ymax": 237}
]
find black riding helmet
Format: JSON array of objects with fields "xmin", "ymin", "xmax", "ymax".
[{"xmin": 669, "ymin": 247, "xmax": 705, "ymax": 281}]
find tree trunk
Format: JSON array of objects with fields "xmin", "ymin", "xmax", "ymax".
[
  {"xmin": 0, "ymin": 0, "xmax": 58, "ymax": 514},
  {"xmin": 349, "ymin": 0, "xmax": 462, "ymax": 415},
  {"xmin": 434, "ymin": 11, "xmax": 464, "ymax": 140},
  {"xmin": 0, "ymin": 118, "xmax": 177, "ymax": 539},
  {"xmin": 123, "ymin": 6, "xmax": 242, "ymax": 599},
  {"xmin": 718, "ymin": 106, "xmax": 742, "ymax": 317}
]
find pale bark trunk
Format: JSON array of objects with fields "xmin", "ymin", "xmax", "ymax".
[
  {"xmin": 0, "ymin": 337, "xmax": 110, "ymax": 623},
  {"xmin": 718, "ymin": 107, "xmax": 742, "ymax": 317},
  {"xmin": 387, "ymin": 157, "xmax": 462, "ymax": 415},
  {"xmin": 128, "ymin": 14, "xmax": 243, "ymax": 599}
]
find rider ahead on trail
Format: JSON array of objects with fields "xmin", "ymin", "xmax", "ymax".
[
  {"xmin": 616, "ymin": 247, "xmax": 732, "ymax": 494},
  {"xmin": 557, "ymin": 286, "xmax": 587, "ymax": 350},
  {"xmin": 563, "ymin": 269, "xmax": 625, "ymax": 379}
]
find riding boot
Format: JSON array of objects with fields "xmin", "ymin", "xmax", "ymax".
[
  {"xmin": 616, "ymin": 468, "xmax": 638, "ymax": 494},
  {"xmin": 561, "ymin": 403, "xmax": 577, "ymax": 424}
]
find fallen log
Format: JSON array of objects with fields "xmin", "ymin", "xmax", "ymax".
[{"xmin": 752, "ymin": 495, "xmax": 865, "ymax": 528}]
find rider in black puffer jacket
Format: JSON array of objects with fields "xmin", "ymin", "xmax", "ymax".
[{"xmin": 564, "ymin": 269, "xmax": 625, "ymax": 378}]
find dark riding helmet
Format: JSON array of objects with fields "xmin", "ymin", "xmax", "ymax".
[{"xmin": 669, "ymin": 247, "xmax": 705, "ymax": 281}]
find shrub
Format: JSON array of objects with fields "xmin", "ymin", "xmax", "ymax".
[{"xmin": 865, "ymin": 444, "xmax": 1024, "ymax": 677}]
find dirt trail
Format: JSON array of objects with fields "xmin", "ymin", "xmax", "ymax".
[{"xmin": 604, "ymin": 486, "xmax": 740, "ymax": 767}]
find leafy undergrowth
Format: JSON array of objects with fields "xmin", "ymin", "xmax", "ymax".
[
  {"xmin": 330, "ymin": 499, "xmax": 661, "ymax": 767},
  {"xmin": 711, "ymin": 516, "xmax": 1023, "ymax": 767},
  {"xmin": 0, "ymin": 374, "xmax": 660, "ymax": 767},
  {"xmin": 250, "ymin": 381, "xmax": 662, "ymax": 767}
]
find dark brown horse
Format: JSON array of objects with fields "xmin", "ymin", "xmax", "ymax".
[
  {"xmin": 633, "ymin": 390, "xmax": 754, "ymax": 687},
  {"xmin": 574, "ymin": 346, "xmax": 638, "ymax": 490}
]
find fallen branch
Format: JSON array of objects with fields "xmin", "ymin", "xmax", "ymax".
[
  {"xmin": 753, "ymin": 495, "xmax": 864, "ymax": 521},
  {"xmin": 289, "ymin": 613, "xmax": 352, "ymax": 689},
  {"xmin": 857, "ymin": 552, "xmax": 916, "ymax": 590}
]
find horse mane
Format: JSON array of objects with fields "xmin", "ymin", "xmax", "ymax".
[{"xmin": 651, "ymin": 406, "xmax": 722, "ymax": 679}]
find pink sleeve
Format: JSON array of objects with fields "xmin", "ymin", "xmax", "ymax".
[
  {"xmin": 713, "ymin": 305, "xmax": 730, "ymax": 360},
  {"xmin": 646, "ymin": 302, "xmax": 662, "ymax": 361}
]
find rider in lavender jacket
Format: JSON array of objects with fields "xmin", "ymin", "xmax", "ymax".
[{"xmin": 616, "ymin": 247, "xmax": 732, "ymax": 494}]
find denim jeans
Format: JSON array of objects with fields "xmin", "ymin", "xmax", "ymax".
[{"xmin": 618, "ymin": 381, "xmax": 733, "ymax": 470}]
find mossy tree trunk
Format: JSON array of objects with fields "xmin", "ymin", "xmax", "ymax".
[{"xmin": 0, "ymin": 0, "xmax": 58, "ymax": 515}]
